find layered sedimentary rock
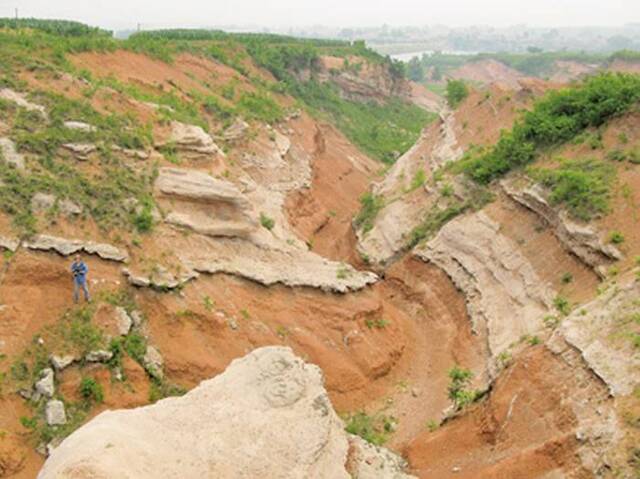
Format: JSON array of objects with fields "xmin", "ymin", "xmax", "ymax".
[
  {"xmin": 38, "ymin": 347, "xmax": 414, "ymax": 479},
  {"xmin": 154, "ymin": 167, "xmax": 258, "ymax": 238},
  {"xmin": 501, "ymin": 178, "xmax": 622, "ymax": 275},
  {"xmin": 550, "ymin": 279, "xmax": 640, "ymax": 397},
  {"xmin": 156, "ymin": 121, "xmax": 225, "ymax": 162},
  {"xmin": 415, "ymin": 212, "xmax": 554, "ymax": 358},
  {"xmin": 22, "ymin": 235, "xmax": 129, "ymax": 262}
]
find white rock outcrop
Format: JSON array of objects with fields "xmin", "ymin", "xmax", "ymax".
[
  {"xmin": 156, "ymin": 121, "xmax": 225, "ymax": 162},
  {"xmin": 35, "ymin": 368, "xmax": 55, "ymax": 398},
  {"xmin": 0, "ymin": 137, "xmax": 25, "ymax": 170},
  {"xmin": 45, "ymin": 400, "xmax": 67, "ymax": 426},
  {"xmin": 22, "ymin": 235, "xmax": 128, "ymax": 262},
  {"xmin": 63, "ymin": 121, "xmax": 96, "ymax": 133},
  {"xmin": 415, "ymin": 211, "xmax": 554, "ymax": 358},
  {"xmin": 155, "ymin": 167, "xmax": 258, "ymax": 238},
  {"xmin": 38, "ymin": 347, "xmax": 414, "ymax": 479},
  {"xmin": 0, "ymin": 88, "xmax": 47, "ymax": 117},
  {"xmin": 61, "ymin": 143, "xmax": 97, "ymax": 161},
  {"xmin": 550, "ymin": 280, "xmax": 640, "ymax": 396}
]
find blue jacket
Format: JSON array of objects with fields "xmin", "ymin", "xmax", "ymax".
[{"xmin": 71, "ymin": 261, "xmax": 88, "ymax": 284}]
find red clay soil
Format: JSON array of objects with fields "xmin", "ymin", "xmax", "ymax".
[
  {"xmin": 452, "ymin": 83, "xmax": 539, "ymax": 150},
  {"xmin": 285, "ymin": 117, "xmax": 379, "ymax": 263},
  {"xmin": 450, "ymin": 59, "xmax": 526, "ymax": 90},
  {"xmin": 404, "ymin": 346, "xmax": 599, "ymax": 478}
]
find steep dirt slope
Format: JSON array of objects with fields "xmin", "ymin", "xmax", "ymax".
[{"xmin": 1, "ymin": 28, "xmax": 639, "ymax": 479}]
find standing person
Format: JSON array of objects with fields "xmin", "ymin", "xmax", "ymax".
[{"xmin": 71, "ymin": 254, "xmax": 91, "ymax": 303}]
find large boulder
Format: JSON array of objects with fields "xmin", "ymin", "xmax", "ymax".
[
  {"xmin": 155, "ymin": 167, "xmax": 258, "ymax": 237},
  {"xmin": 38, "ymin": 347, "xmax": 414, "ymax": 479}
]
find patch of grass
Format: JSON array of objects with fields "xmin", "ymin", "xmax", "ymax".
[
  {"xmin": 291, "ymin": 80, "xmax": 435, "ymax": 164},
  {"xmin": 354, "ymin": 192, "xmax": 384, "ymax": 234},
  {"xmin": 554, "ymin": 295, "xmax": 571, "ymax": 316},
  {"xmin": 408, "ymin": 169, "xmax": 426, "ymax": 191},
  {"xmin": 365, "ymin": 318, "xmax": 389, "ymax": 330},
  {"xmin": 447, "ymin": 365, "xmax": 479, "ymax": 411},
  {"xmin": 530, "ymin": 158, "xmax": 615, "ymax": 221},
  {"xmin": 425, "ymin": 419, "xmax": 439, "ymax": 432},
  {"xmin": 259, "ymin": 212, "xmax": 275, "ymax": 230},
  {"xmin": 609, "ymin": 231, "xmax": 625, "ymax": 245},
  {"xmin": 148, "ymin": 378, "xmax": 187, "ymax": 404},
  {"xmin": 123, "ymin": 333, "xmax": 147, "ymax": 364},
  {"xmin": 79, "ymin": 377, "xmax": 104, "ymax": 404},
  {"xmin": 344, "ymin": 411, "xmax": 396, "ymax": 446}
]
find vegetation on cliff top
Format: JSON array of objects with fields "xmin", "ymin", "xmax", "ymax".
[{"xmin": 459, "ymin": 72, "xmax": 640, "ymax": 185}]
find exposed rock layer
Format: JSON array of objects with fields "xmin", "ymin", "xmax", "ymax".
[{"xmin": 38, "ymin": 347, "xmax": 414, "ymax": 479}]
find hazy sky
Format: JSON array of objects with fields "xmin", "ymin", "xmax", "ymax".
[{"xmin": 0, "ymin": 0, "xmax": 638, "ymax": 30}]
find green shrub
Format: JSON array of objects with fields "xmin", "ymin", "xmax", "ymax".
[
  {"xmin": 447, "ymin": 365, "xmax": 478, "ymax": 410},
  {"xmin": 260, "ymin": 212, "xmax": 275, "ymax": 230},
  {"xmin": 561, "ymin": 272, "xmax": 573, "ymax": 284},
  {"xmin": 79, "ymin": 377, "xmax": 104, "ymax": 404},
  {"xmin": 123, "ymin": 333, "xmax": 147, "ymax": 364},
  {"xmin": 554, "ymin": 296, "xmax": 571, "ymax": 316},
  {"xmin": 446, "ymin": 79, "xmax": 469, "ymax": 108},
  {"xmin": 354, "ymin": 192, "xmax": 384, "ymax": 234},
  {"xmin": 530, "ymin": 158, "xmax": 614, "ymax": 221},
  {"xmin": 607, "ymin": 149, "xmax": 627, "ymax": 162},
  {"xmin": 409, "ymin": 169, "xmax": 426, "ymax": 191},
  {"xmin": 344, "ymin": 411, "xmax": 395, "ymax": 446},
  {"xmin": 462, "ymin": 73, "xmax": 640, "ymax": 184},
  {"xmin": 609, "ymin": 231, "xmax": 625, "ymax": 244}
]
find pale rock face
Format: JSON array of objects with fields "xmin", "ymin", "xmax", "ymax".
[
  {"xmin": 156, "ymin": 121, "xmax": 225, "ymax": 162},
  {"xmin": 143, "ymin": 345, "xmax": 164, "ymax": 379},
  {"xmin": 45, "ymin": 400, "xmax": 67, "ymax": 426},
  {"xmin": 155, "ymin": 167, "xmax": 258, "ymax": 238},
  {"xmin": 501, "ymin": 178, "xmax": 622, "ymax": 275},
  {"xmin": 114, "ymin": 307, "xmax": 133, "ymax": 336},
  {"xmin": 0, "ymin": 137, "xmax": 26, "ymax": 170},
  {"xmin": 35, "ymin": 368, "xmax": 55, "ymax": 398},
  {"xmin": 415, "ymin": 211, "xmax": 554, "ymax": 359},
  {"xmin": 22, "ymin": 235, "xmax": 129, "ymax": 262},
  {"xmin": 85, "ymin": 350, "xmax": 114, "ymax": 363},
  {"xmin": 63, "ymin": 121, "xmax": 96, "ymax": 133},
  {"xmin": 31, "ymin": 193, "xmax": 56, "ymax": 213},
  {"xmin": 550, "ymin": 280, "xmax": 640, "ymax": 396},
  {"xmin": 0, "ymin": 88, "xmax": 47, "ymax": 116},
  {"xmin": 61, "ymin": 143, "xmax": 97, "ymax": 161},
  {"xmin": 122, "ymin": 266, "xmax": 198, "ymax": 290},
  {"xmin": 50, "ymin": 355, "xmax": 75, "ymax": 372},
  {"xmin": 0, "ymin": 235, "xmax": 20, "ymax": 252},
  {"xmin": 222, "ymin": 118, "xmax": 249, "ymax": 142},
  {"xmin": 38, "ymin": 347, "xmax": 415, "ymax": 479}
]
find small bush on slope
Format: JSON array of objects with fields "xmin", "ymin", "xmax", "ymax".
[
  {"xmin": 446, "ymin": 79, "xmax": 469, "ymax": 108},
  {"xmin": 354, "ymin": 192, "xmax": 385, "ymax": 234}
]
